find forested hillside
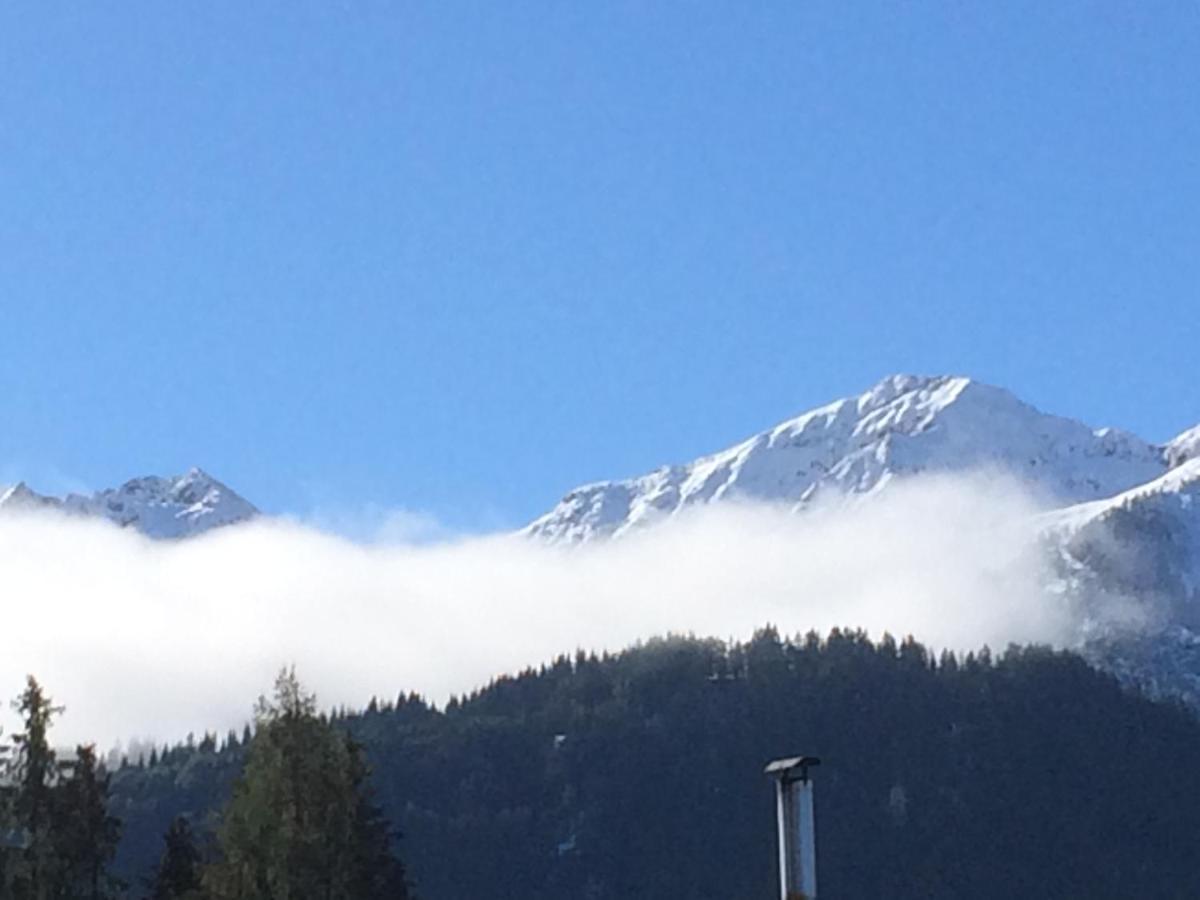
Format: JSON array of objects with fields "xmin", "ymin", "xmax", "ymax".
[{"xmin": 110, "ymin": 629, "xmax": 1200, "ymax": 899}]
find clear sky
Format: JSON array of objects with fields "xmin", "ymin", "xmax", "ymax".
[{"xmin": 2, "ymin": 2, "xmax": 1197, "ymax": 530}]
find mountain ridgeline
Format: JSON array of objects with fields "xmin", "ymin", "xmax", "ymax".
[
  {"xmin": 524, "ymin": 374, "xmax": 1188, "ymax": 542},
  {"xmin": 523, "ymin": 374, "xmax": 1199, "ymax": 709},
  {"xmin": 5, "ymin": 375, "xmax": 1194, "ymax": 708},
  {"xmin": 0, "ymin": 468, "xmax": 256, "ymax": 539},
  {"xmin": 109, "ymin": 630, "xmax": 1200, "ymax": 899}
]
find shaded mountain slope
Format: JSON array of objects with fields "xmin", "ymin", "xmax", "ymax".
[{"xmin": 110, "ymin": 630, "xmax": 1200, "ymax": 900}]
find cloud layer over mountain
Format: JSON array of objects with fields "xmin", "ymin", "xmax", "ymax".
[{"xmin": 0, "ymin": 472, "xmax": 1087, "ymax": 749}]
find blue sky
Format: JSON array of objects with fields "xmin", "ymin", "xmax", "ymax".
[{"xmin": 1, "ymin": 2, "xmax": 1197, "ymax": 529}]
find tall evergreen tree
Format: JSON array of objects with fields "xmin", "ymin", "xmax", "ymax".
[
  {"xmin": 54, "ymin": 744, "xmax": 122, "ymax": 899},
  {"xmin": 148, "ymin": 817, "xmax": 203, "ymax": 900},
  {"xmin": 7, "ymin": 676, "xmax": 64, "ymax": 900},
  {"xmin": 204, "ymin": 668, "xmax": 410, "ymax": 900},
  {"xmin": 1, "ymin": 679, "xmax": 124, "ymax": 900},
  {"xmin": 343, "ymin": 735, "xmax": 410, "ymax": 899}
]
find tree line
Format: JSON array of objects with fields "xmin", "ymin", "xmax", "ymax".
[
  {"xmin": 113, "ymin": 628, "xmax": 1200, "ymax": 899},
  {"xmin": 8, "ymin": 628, "xmax": 1200, "ymax": 897},
  {"xmin": 0, "ymin": 670, "xmax": 410, "ymax": 900}
]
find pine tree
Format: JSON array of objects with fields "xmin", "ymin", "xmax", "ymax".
[
  {"xmin": 149, "ymin": 817, "xmax": 203, "ymax": 900},
  {"xmin": 204, "ymin": 668, "xmax": 410, "ymax": 900},
  {"xmin": 1, "ymin": 680, "xmax": 125, "ymax": 900},
  {"xmin": 343, "ymin": 734, "xmax": 410, "ymax": 899},
  {"xmin": 53, "ymin": 744, "xmax": 122, "ymax": 899},
  {"xmin": 7, "ymin": 676, "xmax": 64, "ymax": 900}
]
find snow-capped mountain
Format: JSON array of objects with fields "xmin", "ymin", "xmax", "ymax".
[
  {"xmin": 3, "ymin": 376, "xmax": 1197, "ymax": 703},
  {"xmin": 526, "ymin": 375, "xmax": 1171, "ymax": 543},
  {"xmin": 525, "ymin": 373, "xmax": 1200, "ymax": 705},
  {"xmin": 0, "ymin": 468, "xmax": 258, "ymax": 539}
]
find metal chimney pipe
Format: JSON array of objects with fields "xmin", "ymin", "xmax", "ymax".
[{"xmin": 764, "ymin": 756, "xmax": 820, "ymax": 900}]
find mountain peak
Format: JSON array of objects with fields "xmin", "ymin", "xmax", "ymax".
[
  {"xmin": 0, "ymin": 481, "xmax": 57, "ymax": 510},
  {"xmin": 525, "ymin": 374, "xmax": 1166, "ymax": 543},
  {"xmin": 0, "ymin": 469, "xmax": 258, "ymax": 539},
  {"xmin": 860, "ymin": 372, "xmax": 972, "ymax": 404}
]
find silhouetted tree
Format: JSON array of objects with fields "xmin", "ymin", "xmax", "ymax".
[
  {"xmin": 6, "ymin": 676, "xmax": 63, "ymax": 899},
  {"xmin": 54, "ymin": 744, "xmax": 121, "ymax": 898},
  {"xmin": 148, "ymin": 817, "xmax": 203, "ymax": 900}
]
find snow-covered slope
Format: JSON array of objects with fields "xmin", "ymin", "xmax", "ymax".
[
  {"xmin": 525, "ymin": 377, "xmax": 1200, "ymax": 704},
  {"xmin": 1041, "ymin": 457, "xmax": 1200, "ymax": 625},
  {"xmin": 0, "ymin": 482, "xmax": 63, "ymax": 513},
  {"xmin": 0, "ymin": 468, "xmax": 258, "ymax": 539},
  {"xmin": 526, "ymin": 375, "xmax": 1168, "ymax": 542},
  {"xmin": 1039, "ymin": 458, "xmax": 1200, "ymax": 704},
  {"xmin": 1167, "ymin": 424, "xmax": 1200, "ymax": 468}
]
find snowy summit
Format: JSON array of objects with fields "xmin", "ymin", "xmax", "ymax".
[
  {"xmin": 0, "ymin": 467, "xmax": 258, "ymax": 539},
  {"xmin": 525, "ymin": 374, "xmax": 1176, "ymax": 543},
  {"xmin": 522, "ymin": 373, "xmax": 1200, "ymax": 705}
]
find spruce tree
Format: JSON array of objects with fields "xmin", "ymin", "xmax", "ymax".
[
  {"xmin": 1, "ymin": 679, "xmax": 124, "ymax": 900},
  {"xmin": 7, "ymin": 676, "xmax": 64, "ymax": 900},
  {"xmin": 204, "ymin": 668, "xmax": 410, "ymax": 900},
  {"xmin": 343, "ymin": 735, "xmax": 410, "ymax": 899},
  {"xmin": 149, "ymin": 817, "xmax": 203, "ymax": 900},
  {"xmin": 53, "ymin": 744, "xmax": 121, "ymax": 899}
]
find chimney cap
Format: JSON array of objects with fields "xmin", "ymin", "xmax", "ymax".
[{"xmin": 764, "ymin": 756, "xmax": 821, "ymax": 781}]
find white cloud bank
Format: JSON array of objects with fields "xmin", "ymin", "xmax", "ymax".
[{"xmin": 0, "ymin": 473, "xmax": 1077, "ymax": 748}]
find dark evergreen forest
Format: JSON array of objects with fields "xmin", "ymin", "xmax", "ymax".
[
  {"xmin": 105, "ymin": 628, "xmax": 1200, "ymax": 899},
  {"xmin": 0, "ymin": 670, "xmax": 407, "ymax": 899}
]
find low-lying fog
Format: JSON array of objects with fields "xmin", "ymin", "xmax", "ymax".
[{"xmin": 0, "ymin": 473, "xmax": 1097, "ymax": 749}]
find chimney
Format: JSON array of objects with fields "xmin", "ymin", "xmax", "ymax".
[{"xmin": 764, "ymin": 755, "xmax": 820, "ymax": 900}]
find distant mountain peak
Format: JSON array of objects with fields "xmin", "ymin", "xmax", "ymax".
[
  {"xmin": 525, "ymin": 374, "xmax": 1166, "ymax": 543},
  {"xmin": 0, "ymin": 481, "xmax": 58, "ymax": 510},
  {"xmin": 0, "ymin": 468, "xmax": 258, "ymax": 539}
]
